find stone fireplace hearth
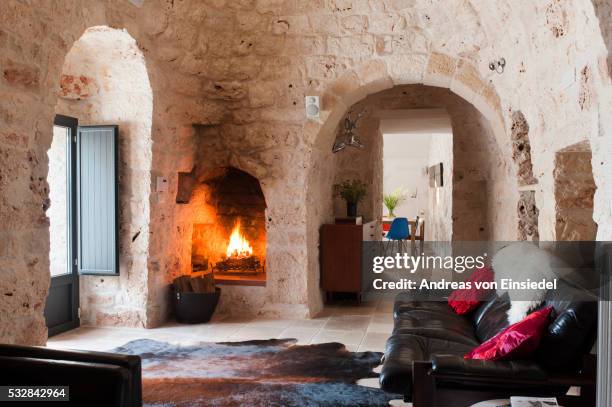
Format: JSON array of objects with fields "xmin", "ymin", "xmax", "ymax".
[{"xmin": 189, "ymin": 167, "xmax": 267, "ymax": 286}]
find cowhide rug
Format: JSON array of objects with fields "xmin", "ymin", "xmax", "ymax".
[{"xmin": 114, "ymin": 338, "xmax": 399, "ymax": 407}]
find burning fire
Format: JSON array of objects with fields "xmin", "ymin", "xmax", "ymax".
[{"xmin": 226, "ymin": 221, "xmax": 253, "ymax": 258}]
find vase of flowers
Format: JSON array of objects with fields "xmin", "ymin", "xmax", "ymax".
[
  {"xmin": 383, "ymin": 187, "xmax": 407, "ymax": 218},
  {"xmin": 336, "ymin": 179, "xmax": 367, "ymax": 217}
]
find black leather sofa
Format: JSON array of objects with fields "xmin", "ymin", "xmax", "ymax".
[
  {"xmin": 379, "ymin": 283, "xmax": 598, "ymax": 407},
  {"xmin": 0, "ymin": 344, "xmax": 142, "ymax": 406}
]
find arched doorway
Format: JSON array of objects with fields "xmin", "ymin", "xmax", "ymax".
[
  {"xmin": 47, "ymin": 26, "xmax": 153, "ymax": 331},
  {"xmin": 327, "ymin": 84, "xmax": 508, "ymax": 242},
  {"xmin": 305, "ymin": 58, "xmax": 519, "ymax": 315}
]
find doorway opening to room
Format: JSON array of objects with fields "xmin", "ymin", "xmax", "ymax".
[
  {"xmin": 44, "ymin": 25, "xmax": 152, "ymax": 335},
  {"xmin": 45, "ymin": 115, "xmax": 79, "ymax": 336},
  {"xmin": 45, "ymin": 114, "xmax": 120, "ymax": 336},
  {"xmin": 322, "ymin": 84, "xmax": 509, "ymax": 304},
  {"xmin": 379, "ymin": 109, "xmax": 453, "ymax": 245}
]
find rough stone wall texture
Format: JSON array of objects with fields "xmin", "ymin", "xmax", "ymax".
[
  {"xmin": 510, "ymin": 111, "xmax": 537, "ymax": 187},
  {"xmin": 0, "ymin": 2, "xmax": 103, "ymax": 345},
  {"xmin": 554, "ymin": 142, "xmax": 598, "ymax": 241},
  {"xmin": 517, "ymin": 191, "xmax": 540, "ymax": 241},
  {"xmin": 593, "ymin": 0, "xmax": 612, "ymax": 78},
  {"xmin": 55, "ymin": 26, "xmax": 153, "ymax": 328},
  {"xmin": 0, "ymin": 0, "xmax": 611, "ymax": 344}
]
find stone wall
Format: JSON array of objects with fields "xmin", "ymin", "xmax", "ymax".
[
  {"xmin": 554, "ymin": 141, "xmax": 598, "ymax": 240},
  {"xmin": 0, "ymin": 0, "xmax": 611, "ymax": 344},
  {"xmin": 593, "ymin": 0, "xmax": 612, "ymax": 78}
]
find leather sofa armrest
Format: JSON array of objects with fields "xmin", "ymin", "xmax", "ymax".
[
  {"xmin": 0, "ymin": 344, "xmax": 141, "ymax": 370},
  {"xmin": 0, "ymin": 355, "xmax": 131, "ymax": 406},
  {"xmin": 430, "ymin": 355, "xmax": 547, "ymax": 380},
  {"xmin": 0, "ymin": 344, "xmax": 141, "ymax": 407}
]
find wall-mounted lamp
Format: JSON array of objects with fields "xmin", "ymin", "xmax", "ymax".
[{"xmin": 489, "ymin": 58, "xmax": 506, "ymax": 74}]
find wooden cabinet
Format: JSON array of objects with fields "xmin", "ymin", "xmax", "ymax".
[
  {"xmin": 320, "ymin": 221, "xmax": 379, "ymax": 298},
  {"xmin": 320, "ymin": 224, "xmax": 362, "ymax": 295}
]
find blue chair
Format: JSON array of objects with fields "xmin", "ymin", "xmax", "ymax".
[{"xmin": 385, "ymin": 217, "xmax": 410, "ymax": 255}]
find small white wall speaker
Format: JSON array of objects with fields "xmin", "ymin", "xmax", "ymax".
[{"xmin": 305, "ymin": 96, "xmax": 320, "ymax": 119}]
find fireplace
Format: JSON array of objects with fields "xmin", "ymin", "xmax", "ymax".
[{"xmin": 190, "ymin": 167, "xmax": 267, "ymax": 286}]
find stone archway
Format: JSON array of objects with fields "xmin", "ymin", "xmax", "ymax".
[
  {"xmin": 54, "ymin": 26, "xmax": 153, "ymax": 328},
  {"xmin": 304, "ymin": 54, "xmax": 517, "ymax": 316}
]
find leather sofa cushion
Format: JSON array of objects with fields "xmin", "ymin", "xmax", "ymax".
[
  {"xmin": 394, "ymin": 310, "xmax": 479, "ymax": 346},
  {"xmin": 472, "ymin": 294, "xmax": 511, "ymax": 342},
  {"xmin": 394, "ymin": 300, "xmax": 459, "ymax": 319},
  {"xmin": 380, "ymin": 333, "xmax": 473, "ymax": 394}
]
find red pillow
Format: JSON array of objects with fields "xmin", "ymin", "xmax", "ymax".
[
  {"xmin": 464, "ymin": 306, "xmax": 553, "ymax": 361},
  {"xmin": 448, "ymin": 267, "xmax": 494, "ymax": 315}
]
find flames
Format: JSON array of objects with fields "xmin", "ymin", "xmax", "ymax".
[{"xmin": 226, "ymin": 221, "xmax": 253, "ymax": 258}]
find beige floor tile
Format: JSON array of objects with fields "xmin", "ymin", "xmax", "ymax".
[
  {"xmin": 186, "ymin": 324, "xmax": 243, "ymax": 340},
  {"xmin": 324, "ymin": 315, "xmax": 371, "ymax": 331},
  {"xmin": 228, "ymin": 326, "xmax": 285, "ymax": 341},
  {"xmin": 371, "ymin": 312, "xmax": 394, "ymax": 324},
  {"xmin": 358, "ymin": 332, "xmax": 390, "ymax": 352},
  {"xmin": 367, "ymin": 321, "xmax": 393, "ymax": 334},
  {"xmin": 47, "ymin": 302, "xmax": 395, "ymax": 354},
  {"xmin": 288, "ymin": 318, "xmax": 329, "ymax": 329},
  {"xmin": 331, "ymin": 305, "xmax": 377, "ymax": 316},
  {"xmin": 276, "ymin": 327, "xmax": 321, "ymax": 344},
  {"xmin": 247, "ymin": 317, "xmax": 296, "ymax": 329},
  {"xmin": 311, "ymin": 329, "xmax": 365, "ymax": 347}
]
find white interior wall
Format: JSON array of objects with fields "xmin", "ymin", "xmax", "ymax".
[
  {"xmin": 380, "ymin": 110, "xmax": 453, "ymax": 235},
  {"xmin": 382, "ymin": 133, "xmax": 432, "ymax": 218}
]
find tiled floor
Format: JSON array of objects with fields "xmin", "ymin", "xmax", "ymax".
[
  {"xmin": 47, "ymin": 298, "xmax": 409, "ymax": 405},
  {"xmin": 47, "ymin": 298, "xmax": 394, "ymax": 353}
]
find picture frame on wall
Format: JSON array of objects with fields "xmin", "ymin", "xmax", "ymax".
[{"xmin": 428, "ymin": 163, "xmax": 444, "ymax": 187}]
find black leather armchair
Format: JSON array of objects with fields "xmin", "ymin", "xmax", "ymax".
[{"xmin": 0, "ymin": 344, "xmax": 142, "ymax": 407}]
